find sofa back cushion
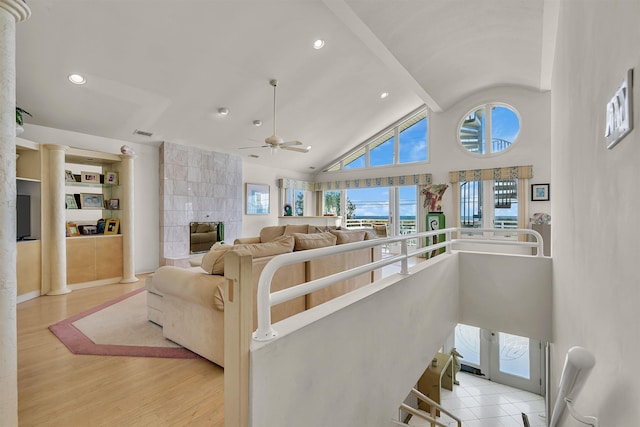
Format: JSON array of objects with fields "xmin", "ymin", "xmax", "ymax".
[
  {"xmin": 283, "ymin": 224, "xmax": 310, "ymax": 236},
  {"xmin": 330, "ymin": 229, "xmax": 367, "ymax": 244},
  {"xmin": 259, "ymin": 225, "xmax": 286, "ymax": 243},
  {"xmin": 292, "ymin": 232, "xmax": 337, "ymax": 251},
  {"xmin": 235, "ymin": 235, "xmax": 294, "ymax": 258}
]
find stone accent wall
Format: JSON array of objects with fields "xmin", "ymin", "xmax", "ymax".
[{"xmin": 160, "ymin": 142, "xmax": 242, "ymax": 264}]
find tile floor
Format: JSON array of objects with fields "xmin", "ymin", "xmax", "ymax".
[{"xmin": 409, "ymin": 372, "xmax": 546, "ymax": 427}]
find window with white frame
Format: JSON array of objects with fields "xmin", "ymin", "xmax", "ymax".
[
  {"xmin": 459, "ymin": 179, "xmax": 519, "ymax": 236},
  {"xmin": 325, "ymin": 107, "xmax": 428, "ymax": 171},
  {"xmin": 451, "ymin": 166, "xmax": 532, "ymax": 240},
  {"xmin": 458, "ymin": 104, "xmax": 520, "ymax": 156}
]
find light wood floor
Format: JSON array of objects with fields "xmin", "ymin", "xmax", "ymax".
[{"xmin": 17, "ymin": 276, "xmax": 224, "ymax": 427}]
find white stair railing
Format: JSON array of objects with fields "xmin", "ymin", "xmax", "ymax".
[
  {"xmin": 396, "ymin": 387, "xmax": 462, "ymax": 427},
  {"xmin": 253, "ymin": 227, "xmax": 544, "ymax": 341}
]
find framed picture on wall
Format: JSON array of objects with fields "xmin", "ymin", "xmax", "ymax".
[
  {"xmin": 246, "ymin": 183, "xmax": 270, "ymax": 215},
  {"xmin": 531, "ymin": 183, "xmax": 550, "ymax": 201}
]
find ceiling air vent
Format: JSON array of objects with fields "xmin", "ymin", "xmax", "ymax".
[{"xmin": 133, "ymin": 129, "xmax": 153, "ymax": 137}]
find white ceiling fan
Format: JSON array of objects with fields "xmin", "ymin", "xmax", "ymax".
[{"xmin": 240, "ymin": 79, "xmax": 311, "ymax": 155}]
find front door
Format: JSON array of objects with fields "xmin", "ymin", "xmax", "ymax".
[{"xmin": 453, "ymin": 324, "xmax": 543, "ymax": 394}]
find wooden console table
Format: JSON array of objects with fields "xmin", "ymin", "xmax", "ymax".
[{"xmin": 417, "ymin": 352, "xmax": 454, "ymax": 415}]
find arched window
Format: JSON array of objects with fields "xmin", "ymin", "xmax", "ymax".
[{"xmin": 458, "ymin": 104, "xmax": 520, "ymax": 156}]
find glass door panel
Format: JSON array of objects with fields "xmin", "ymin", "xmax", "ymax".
[
  {"xmin": 345, "ymin": 187, "xmax": 390, "ymax": 229},
  {"xmin": 498, "ymin": 332, "xmax": 530, "ymax": 378},
  {"xmin": 490, "ymin": 331, "xmax": 542, "ymax": 394},
  {"xmin": 454, "ymin": 324, "xmax": 481, "ymax": 366}
]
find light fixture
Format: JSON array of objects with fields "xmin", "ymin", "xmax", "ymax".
[
  {"xmin": 380, "ymin": 92, "xmax": 389, "ymax": 99},
  {"xmin": 217, "ymin": 107, "xmax": 230, "ymax": 116},
  {"xmin": 68, "ymin": 74, "xmax": 86, "ymax": 85},
  {"xmin": 313, "ymin": 39, "xmax": 325, "ymax": 50},
  {"xmin": 253, "ymin": 120, "xmax": 263, "ymax": 127}
]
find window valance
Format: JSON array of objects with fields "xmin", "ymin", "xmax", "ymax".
[
  {"xmin": 279, "ymin": 174, "xmax": 433, "ymax": 192},
  {"xmin": 448, "ymin": 165, "xmax": 532, "ymax": 183},
  {"xmin": 314, "ymin": 174, "xmax": 432, "ymax": 191},
  {"xmin": 277, "ymin": 178, "xmax": 315, "ymax": 191}
]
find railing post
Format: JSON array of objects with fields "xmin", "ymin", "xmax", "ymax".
[
  {"xmin": 224, "ymin": 251, "xmax": 254, "ymax": 427},
  {"xmin": 445, "ymin": 230, "xmax": 452, "ymax": 254},
  {"xmin": 400, "ymin": 238, "xmax": 409, "ymax": 275}
]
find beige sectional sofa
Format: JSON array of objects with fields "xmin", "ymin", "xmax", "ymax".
[{"xmin": 146, "ymin": 224, "xmax": 381, "ymax": 366}]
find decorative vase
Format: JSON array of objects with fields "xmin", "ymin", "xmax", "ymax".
[{"xmin": 16, "ymin": 124, "xmax": 24, "ymax": 136}]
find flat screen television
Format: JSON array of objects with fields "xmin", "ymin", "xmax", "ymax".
[{"xmin": 16, "ymin": 194, "xmax": 31, "ymax": 241}]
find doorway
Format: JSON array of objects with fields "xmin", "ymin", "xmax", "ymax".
[{"xmin": 452, "ymin": 323, "xmax": 543, "ymax": 395}]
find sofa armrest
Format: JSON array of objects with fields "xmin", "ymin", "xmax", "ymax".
[
  {"xmin": 155, "ymin": 266, "xmax": 225, "ymax": 310},
  {"xmin": 234, "ymin": 236, "xmax": 261, "ymax": 244}
]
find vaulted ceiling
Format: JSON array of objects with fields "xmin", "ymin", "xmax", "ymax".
[{"xmin": 16, "ymin": 0, "xmax": 557, "ymax": 174}]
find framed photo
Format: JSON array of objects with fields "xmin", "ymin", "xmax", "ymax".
[
  {"xmin": 80, "ymin": 171, "xmax": 100, "ymax": 183},
  {"xmin": 97, "ymin": 219, "xmax": 107, "ymax": 234},
  {"xmin": 105, "ymin": 218, "xmax": 120, "ymax": 235},
  {"xmin": 531, "ymin": 184, "xmax": 550, "ymax": 201},
  {"xmin": 80, "ymin": 193, "xmax": 104, "ymax": 209},
  {"xmin": 65, "ymin": 193, "xmax": 78, "ymax": 209},
  {"xmin": 246, "ymin": 183, "xmax": 270, "ymax": 215},
  {"xmin": 105, "ymin": 171, "xmax": 119, "ymax": 185},
  {"xmin": 66, "ymin": 223, "xmax": 80, "ymax": 237},
  {"xmin": 65, "ymin": 170, "xmax": 77, "ymax": 183},
  {"xmin": 108, "ymin": 198, "xmax": 120, "ymax": 210}
]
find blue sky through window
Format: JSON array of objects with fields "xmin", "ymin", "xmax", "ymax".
[
  {"xmin": 346, "ymin": 186, "xmax": 417, "ymax": 219},
  {"xmin": 491, "ymin": 106, "xmax": 519, "ymax": 143},
  {"xmin": 399, "ymin": 117, "xmax": 427, "ymax": 163}
]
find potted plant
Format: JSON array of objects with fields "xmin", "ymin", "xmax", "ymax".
[{"xmin": 16, "ymin": 107, "xmax": 31, "ymax": 135}]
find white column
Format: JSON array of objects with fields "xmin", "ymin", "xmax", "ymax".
[
  {"xmin": 0, "ymin": 1, "xmax": 31, "ymax": 424},
  {"xmin": 42, "ymin": 144, "xmax": 70, "ymax": 295},
  {"xmin": 119, "ymin": 154, "xmax": 137, "ymax": 283}
]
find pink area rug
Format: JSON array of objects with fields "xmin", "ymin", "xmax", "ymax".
[{"xmin": 49, "ymin": 288, "xmax": 201, "ymax": 359}]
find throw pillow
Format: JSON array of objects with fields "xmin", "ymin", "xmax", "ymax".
[
  {"xmin": 292, "ymin": 232, "xmax": 337, "ymax": 251},
  {"xmin": 201, "ymin": 245, "xmax": 234, "ymax": 275}
]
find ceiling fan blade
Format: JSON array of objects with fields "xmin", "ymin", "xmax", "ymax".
[
  {"xmin": 238, "ymin": 145, "xmax": 268, "ymax": 149},
  {"xmin": 281, "ymin": 140, "xmax": 303, "ymax": 147},
  {"xmin": 282, "ymin": 145, "xmax": 311, "ymax": 153}
]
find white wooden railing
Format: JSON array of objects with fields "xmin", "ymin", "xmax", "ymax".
[
  {"xmin": 253, "ymin": 227, "xmax": 544, "ymax": 342},
  {"xmin": 396, "ymin": 388, "xmax": 462, "ymax": 427}
]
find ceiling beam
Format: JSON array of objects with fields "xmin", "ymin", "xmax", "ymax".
[
  {"xmin": 323, "ymin": 0, "xmax": 443, "ymax": 112},
  {"xmin": 540, "ymin": 0, "xmax": 561, "ymax": 91}
]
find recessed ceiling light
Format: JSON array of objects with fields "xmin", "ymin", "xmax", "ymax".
[
  {"xmin": 313, "ymin": 39, "xmax": 325, "ymax": 50},
  {"xmin": 217, "ymin": 107, "xmax": 230, "ymax": 116},
  {"xmin": 68, "ymin": 74, "xmax": 86, "ymax": 85},
  {"xmin": 380, "ymin": 92, "xmax": 389, "ymax": 99},
  {"xmin": 253, "ymin": 120, "xmax": 263, "ymax": 127}
]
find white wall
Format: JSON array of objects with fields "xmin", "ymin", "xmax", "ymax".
[
  {"xmin": 241, "ymin": 162, "xmax": 313, "ymax": 238},
  {"xmin": 458, "ymin": 252, "xmax": 552, "ymax": 342},
  {"xmin": 21, "ymin": 124, "xmax": 160, "ymax": 273},
  {"xmin": 250, "ymin": 254, "xmax": 460, "ymax": 427},
  {"xmin": 551, "ymin": 2, "xmax": 640, "ymax": 426},
  {"xmin": 314, "ymin": 86, "xmax": 552, "ymax": 224}
]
